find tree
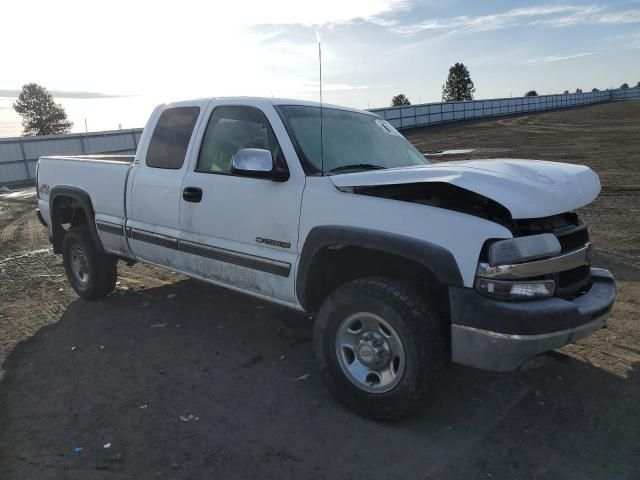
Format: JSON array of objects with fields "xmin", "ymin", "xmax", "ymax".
[
  {"xmin": 637, "ymin": 81, "xmax": 640, "ymax": 88},
  {"xmin": 442, "ymin": 63, "xmax": 475, "ymax": 102},
  {"xmin": 620, "ymin": 82, "xmax": 629, "ymax": 89},
  {"xmin": 563, "ymin": 90, "xmax": 570, "ymax": 94},
  {"xmin": 525, "ymin": 90, "xmax": 538, "ymax": 97},
  {"xmin": 12, "ymin": 83, "xmax": 72, "ymax": 136},
  {"xmin": 391, "ymin": 94, "xmax": 411, "ymax": 107},
  {"xmin": 575, "ymin": 88, "xmax": 583, "ymax": 94},
  {"xmin": 592, "ymin": 88, "xmax": 599, "ymax": 92}
]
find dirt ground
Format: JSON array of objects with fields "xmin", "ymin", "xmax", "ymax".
[{"xmin": 0, "ymin": 101, "xmax": 639, "ymax": 479}]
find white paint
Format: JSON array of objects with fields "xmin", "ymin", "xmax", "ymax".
[
  {"xmin": 330, "ymin": 159, "xmax": 601, "ymax": 219},
  {"xmin": 127, "ymin": 101, "xmax": 208, "ymax": 269},
  {"xmin": 177, "ymin": 98, "xmax": 306, "ymax": 304},
  {"xmin": 424, "ymin": 149, "xmax": 475, "ymax": 156},
  {"xmin": 299, "ymin": 176, "xmax": 512, "ymax": 288},
  {"xmin": 37, "ymin": 97, "xmax": 603, "ymax": 306}
]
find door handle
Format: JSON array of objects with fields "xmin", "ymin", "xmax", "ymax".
[{"xmin": 183, "ymin": 187, "xmax": 202, "ymax": 203}]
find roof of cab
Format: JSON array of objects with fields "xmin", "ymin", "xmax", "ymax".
[{"xmin": 164, "ymin": 97, "xmax": 378, "ymax": 117}]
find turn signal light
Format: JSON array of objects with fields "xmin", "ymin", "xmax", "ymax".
[{"xmin": 475, "ymin": 278, "xmax": 555, "ymax": 299}]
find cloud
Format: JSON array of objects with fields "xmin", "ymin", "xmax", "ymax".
[
  {"xmin": 0, "ymin": 88, "xmax": 130, "ymax": 99},
  {"xmin": 523, "ymin": 51, "xmax": 595, "ymax": 65},
  {"xmin": 595, "ymin": 9, "xmax": 640, "ymax": 24},
  {"xmin": 540, "ymin": 6, "xmax": 640, "ymax": 27},
  {"xmin": 392, "ymin": 4, "xmax": 640, "ymax": 35},
  {"xmin": 616, "ymin": 31, "xmax": 640, "ymax": 49},
  {"xmin": 393, "ymin": 5, "xmax": 583, "ymax": 34}
]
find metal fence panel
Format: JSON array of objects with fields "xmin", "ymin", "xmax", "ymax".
[
  {"xmin": 23, "ymin": 137, "xmax": 84, "ymax": 159},
  {"xmin": 0, "ymin": 128, "xmax": 143, "ymax": 185},
  {"xmin": 0, "ymin": 142, "xmax": 22, "ymax": 163},
  {"xmin": 83, "ymin": 132, "xmax": 137, "ymax": 154},
  {"xmin": 611, "ymin": 87, "xmax": 640, "ymax": 100},
  {"xmin": 0, "ymin": 162, "xmax": 28, "ymax": 183},
  {"xmin": 370, "ymin": 88, "xmax": 633, "ymax": 131}
]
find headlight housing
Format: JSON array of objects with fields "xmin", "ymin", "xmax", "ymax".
[
  {"xmin": 487, "ymin": 233, "xmax": 560, "ymax": 266},
  {"xmin": 476, "ymin": 234, "xmax": 561, "ymax": 300}
]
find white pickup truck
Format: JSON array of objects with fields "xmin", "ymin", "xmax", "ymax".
[{"xmin": 36, "ymin": 97, "xmax": 616, "ymax": 419}]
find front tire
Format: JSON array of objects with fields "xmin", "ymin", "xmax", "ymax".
[
  {"xmin": 314, "ymin": 277, "xmax": 447, "ymax": 420},
  {"xmin": 62, "ymin": 226, "xmax": 117, "ymax": 300}
]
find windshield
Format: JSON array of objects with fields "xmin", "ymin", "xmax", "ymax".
[{"xmin": 278, "ymin": 105, "xmax": 429, "ymax": 174}]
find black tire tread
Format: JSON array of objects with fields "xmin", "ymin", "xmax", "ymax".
[
  {"xmin": 62, "ymin": 226, "xmax": 117, "ymax": 300},
  {"xmin": 314, "ymin": 276, "xmax": 447, "ymax": 421}
]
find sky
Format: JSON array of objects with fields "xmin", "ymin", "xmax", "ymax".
[{"xmin": 0, "ymin": 0, "xmax": 638, "ymax": 136}]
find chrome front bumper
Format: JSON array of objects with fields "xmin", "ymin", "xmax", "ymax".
[
  {"xmin": 452, "ymin": 312, "xmax": 609, "ymax": 372},
  {"xmin": 450, "ymin": 268, "xmax": 616, "ymax": 372}
]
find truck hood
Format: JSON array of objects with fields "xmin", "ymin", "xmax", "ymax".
[{"xmin": 329, "ymin": 159, "xmax": 601, "ymax": 219}]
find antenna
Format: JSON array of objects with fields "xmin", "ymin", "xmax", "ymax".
[{"xmin": 317, "ymin": 32, "xmax": 324, "ymax": 175}]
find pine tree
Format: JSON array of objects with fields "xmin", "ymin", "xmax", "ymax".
[
  {"xmin": 13, "ymin": 83, "xmax": 73, "ymax": 136},
  {"xmin": 442, "ymin": 63, "xmax": 476, "ymax": 102},
  {"xmin": 391, "ymin": 94, "xmax": 411, "ymax": 106}
]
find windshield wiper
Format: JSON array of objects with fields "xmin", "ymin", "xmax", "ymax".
[{"xmin": 329, "ymin": 163, "xmax": 386, "ymax": 173}]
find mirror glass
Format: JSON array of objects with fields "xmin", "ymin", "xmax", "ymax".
[{"xmin": 231, "ymin": 148, "xmax": 273, "ymax": 173}]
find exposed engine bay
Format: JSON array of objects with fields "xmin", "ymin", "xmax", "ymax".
[{"xmin": 340, "ymin": 182, "xmax": 511, "ymax": 222}]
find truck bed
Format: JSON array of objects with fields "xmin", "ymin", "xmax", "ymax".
[{"xmin": 38, "ymin": 154, "xmax": 134, "ymax": 229}]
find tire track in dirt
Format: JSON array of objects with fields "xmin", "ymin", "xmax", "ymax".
[
  {"xmin": 0, "ymin": 220, "xmax": 19, "ymax": 244},
  {"xmin": 0, "ymin": 200, "xmax": 48, "ymax": 257}
]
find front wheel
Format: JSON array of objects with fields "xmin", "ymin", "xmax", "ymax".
[
  {"xmin": 62, "ymin": 226, "xmax": 117, "ymax": 300},
  {"xmin": 314, "ymin": 277, "xmax": 447, "ymax": 420}
]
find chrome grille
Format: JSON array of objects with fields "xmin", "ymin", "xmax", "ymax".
[{"xmin": 512, "ymin": 213, "xmax": 592, "ymax": 299}]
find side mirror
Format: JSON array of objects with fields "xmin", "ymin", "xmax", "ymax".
[{"xmin": 231, "ymin": 148, "xmax": 288, "ymax": 181}]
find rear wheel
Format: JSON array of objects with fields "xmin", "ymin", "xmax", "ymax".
[
  {"xmin": 62, "ymin": 226, "xmax": 117, "ymax": 300},
  {"xmin": 314, "ymin": 277, "xmax": 447, "ymax": 420}
]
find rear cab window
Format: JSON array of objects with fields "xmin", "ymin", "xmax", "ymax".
[{"xmin": 146, "ymin": 107, "xmax": 200, "ymax": 169}]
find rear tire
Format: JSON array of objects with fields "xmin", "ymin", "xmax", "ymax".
[
  {"xmin": 62, "ymin": 226, "xmax": 117, "ymax": 300},
  {"xmin": 314, "ymin": 277, "xmax": 447, "ymax": 420}
]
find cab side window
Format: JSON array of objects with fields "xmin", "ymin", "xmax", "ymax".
[
  {"xmin": 196, "ymin": 106, "xmax": 282, "ymax": 173},
  {"xmin": 146, "ymin": 107, "xmax": 200, "ymax": 169}
]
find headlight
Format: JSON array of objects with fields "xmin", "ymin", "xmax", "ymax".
[
  {"xmin": 475, "ymin": 278, "xmax": 555, "ymax": 299},
  {"xmin": 488, "ymin": 233, "xmax": 560, "ymax": 266}
]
